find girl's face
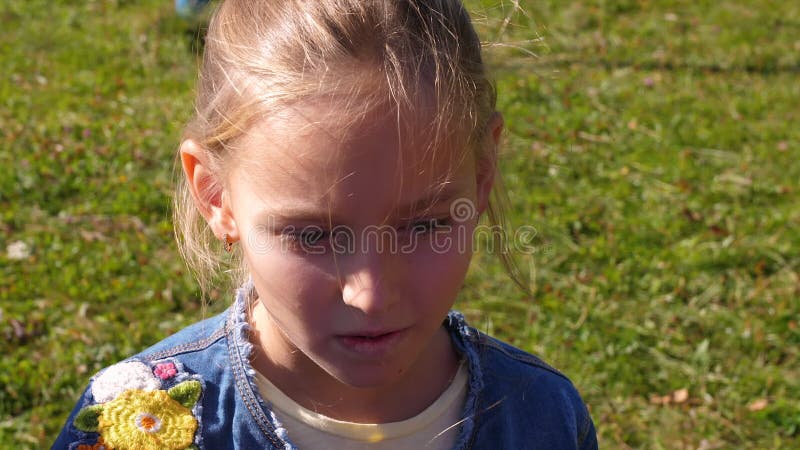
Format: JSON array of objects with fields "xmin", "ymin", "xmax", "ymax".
[{"xmin": 222, "ymin": 103, "xmax": 496, "ymax": 391}]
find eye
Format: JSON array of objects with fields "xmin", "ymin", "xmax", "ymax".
[
  {"xmin": 282, "ymin": 226, "xmax": 329, "ymax": 249},
  {"xmin": 408, "ymin": 217, "xmax": 452, "ymax": 233}
]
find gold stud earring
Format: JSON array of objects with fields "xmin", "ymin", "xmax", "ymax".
[{"xmin": 222, "ymin": 233, "xmax": 233, "ymax": 253}]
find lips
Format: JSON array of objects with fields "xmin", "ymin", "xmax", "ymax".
[{"xmin": 336, "ymin": 328, "xmax": 408, "ymax": 357}]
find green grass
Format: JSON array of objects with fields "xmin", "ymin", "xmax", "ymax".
[{"xmin": 1, "ymin": 0, "xmax": 798, "ymax": 448}]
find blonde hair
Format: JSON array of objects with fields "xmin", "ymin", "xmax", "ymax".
[{"xmin": 174, "ymin": 0, "xmax": 527, "ymax": 298}]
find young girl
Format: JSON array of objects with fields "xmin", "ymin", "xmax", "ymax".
[{"xmin": 55, "ymin": 1, "xmax": 597, "ymax": 449}]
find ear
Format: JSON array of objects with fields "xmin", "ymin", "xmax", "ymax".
[
  {"xmin": 180, "ymin": 139, "xmax": 240, "ymax": 242},
  {"xmin": 475, "ymin": 111, "xmax": 503, "ymax": 215}
]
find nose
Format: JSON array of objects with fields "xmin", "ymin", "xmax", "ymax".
[{"xmin": 340, "ymin": 251, "xmax": 395, "ymax": 315}]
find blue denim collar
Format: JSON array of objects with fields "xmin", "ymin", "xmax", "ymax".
[{"xmin": 225, "ymin": 280, "xmax": 484, "ymax": 449}]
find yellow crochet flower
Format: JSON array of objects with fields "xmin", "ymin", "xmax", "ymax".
[{"xmin": 97, "ymin": 389, "xmax": 197, "ymax": 450}]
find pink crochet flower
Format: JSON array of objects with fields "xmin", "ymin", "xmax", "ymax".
[{"xmin": 153, "ymin": 362, "xmax": 178, "ymax": 380}]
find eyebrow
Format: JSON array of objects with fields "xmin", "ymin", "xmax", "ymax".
[
  {"xmin": 257, "ymin": 185, "xmax": 464, "ymax": 226},
  {"xmin": 255, "ymin": 207, "xmax": 344, "ymax": 227},
  {"xmin": 396, "ymin": 184, "xmax": 463, "ymax": 217}
]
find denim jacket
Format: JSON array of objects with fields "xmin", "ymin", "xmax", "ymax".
[{"xmin": 53, "ymin": 284, "xmax": 597, "ymax": 450}]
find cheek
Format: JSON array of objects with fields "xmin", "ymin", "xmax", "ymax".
[
  {"xmin": 405, "ymin": 224, "xmax": 475, "ymax": 296},
  {"xmin": 242, "ymin": 240, "xmax": 339, "ymax": 316}
]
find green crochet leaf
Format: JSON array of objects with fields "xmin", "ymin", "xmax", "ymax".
[
  {"xmin": 74, "ymin": 404, "xmax": 104, "ymax": 432},
  {"xmin": 168, "ymin": 380, "xmax": 202, "ymax": 408}
]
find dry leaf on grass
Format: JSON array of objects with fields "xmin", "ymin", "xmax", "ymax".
[
  {"xmin": 650, "ymin": 388, "xmax": 690, "ymax": 405},
  {"xmin": 747, "ymin": 398, "xmax": 768, "ymax": 411}
]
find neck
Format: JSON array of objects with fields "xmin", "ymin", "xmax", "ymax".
[{"xmin": 247, "ymin": 300, "xmax": 459, "ymax": 423}]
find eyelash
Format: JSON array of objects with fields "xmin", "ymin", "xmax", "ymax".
[
  {"xmin": 282, "ymin": 228, "xmax": 329, "ymax": 247},
  {"xmin": 404, "ymin": 217, "xmax": 452, "ymax": 234},
  {"xmin": 280, "ymin": 218, "xmax": 453, "ymax": 249}
]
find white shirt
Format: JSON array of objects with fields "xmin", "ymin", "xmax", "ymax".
[{"xmin": 254, "ymin": 362, "xmax": 468, "ymax": 449}]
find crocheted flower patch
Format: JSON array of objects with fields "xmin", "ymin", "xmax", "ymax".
[
  {"xmin": 154, "ymin": 361, "xmax": 178, "ymax": 380},
  {"xmin": 73, "ymin": 359, "xmax": 202, "ymax": 450},
  {"xmin": 74, "ymin": 436, "xmax": 110, "ymax": 450}
]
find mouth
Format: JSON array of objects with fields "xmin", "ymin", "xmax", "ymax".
[{"xmin": 336, "ymin": 328, "xmax": 408, "ymax": 357}]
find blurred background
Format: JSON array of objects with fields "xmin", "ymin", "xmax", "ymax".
[{"xmin": 1, "ymin": 0, "xmax": 798, "ymax": 448}]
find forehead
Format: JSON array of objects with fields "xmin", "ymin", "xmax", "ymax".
[{"xmin": 229, "ymin": 100, "xmax": 474, "ymax": 222}]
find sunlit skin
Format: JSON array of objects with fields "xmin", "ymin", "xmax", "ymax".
[{"xmin": 181, "ymin": 100, "xmax": 502, "ymax": 423}]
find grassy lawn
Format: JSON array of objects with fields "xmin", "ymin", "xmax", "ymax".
[{"xmin": 1, "ymin": 0, "xmax": 798, "ymax": 448}]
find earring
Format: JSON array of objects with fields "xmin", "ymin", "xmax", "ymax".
[{"xmin": 222, "ymin": 233, "xmax": 233, "ymax": 253}]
